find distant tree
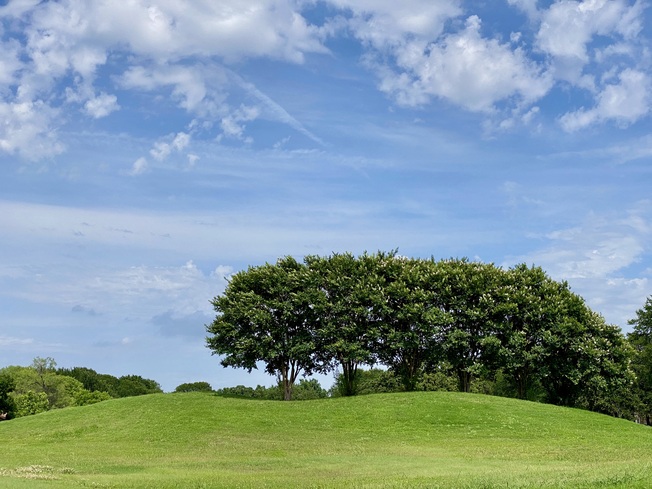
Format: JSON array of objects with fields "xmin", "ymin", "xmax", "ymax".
[
  {"xmin": 214, "ymin": 384, "xmax": 282, "ymax": 400},
  {"xmin": 0, "ymin": 373, "xmax": 16, "ymax": 419},
  {"xmin": 73, "ymin": 389, "xmax": 112, "ymax": 406},
  {"xmin": 115, "ymin": 375, "xmax": 163, "ymax": 397},
  {"xmin": 174, "ymin": 381, "xmax": 213, "ymax": 393},
  {"xmin": 291, "ymin": 379, "xmax": 328, "ymax": 400},
  {"xmin": 58, "ymin": 367, "xmax": 110, "ymax": 393},
  {"xmin": 58, "ymin": 367, "xmax": 161, "ymax": 398},
  {"xmin": 416, "ymin": 368, "xmax": 458, "ymax": 392},
  {"xmin": 331, "ymin": 369, "xmax": 402, "ymax": 397},
  {"xmin": 12, "ymin": 390, "xmax": 49, "ymax": 417},
  {"xmin": 207, "ymin": 257, "xmax": 327, "ymax": 400}
]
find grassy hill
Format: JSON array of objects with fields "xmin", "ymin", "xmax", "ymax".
[{"xmin": 1, "ymin": 392, "xmax": 652, "ymax": 488}]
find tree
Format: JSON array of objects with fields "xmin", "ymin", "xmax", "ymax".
[
  {"xmin": 174, "ymin": 381, "xmax": 213, "ymax": 393},
  {"xmin": 73, "ymin": 389, "xmax": 112, "ymax": 406},
  {"xmin": 494, "ymin": 265, "xmax": 562, "ymax": 399},
  {"xmin": 627, "ymin": 296, "xmax": 652, "ymax": 422},
  {"xmin": 291, "ymin": 379, "xmax": 328, "ymax": 400},
  {"xmin": 437, "ymin": 259, "xmax": 504, "ymax": 392},
  {"xmin": 306, "ymin": 252, "xmax": 382, "ymax": 396},
  {"xmin": 114, "ymin": 375, "xmax": 163, "ymax": 397},
  {"xmin": 538, "ymin": 290, "xmax": 633, "ymax": 413},
  {"xmin": 0, "ymin": 373, "xmax": 16, "ymax": 420},
  {"xmin": 374, "ymin": 255, "xmax": 451, "ymax": 391},
  {"xmin": 12, "ymin": 391, "xmax": 49, "ymax": 417},
  {"xmin": 331, "ymin": 368, "xmax": 403, "ymax": 396},
  {"xmin": 207, "ymin": 256, "xmax": 327, "ymax": 400}
]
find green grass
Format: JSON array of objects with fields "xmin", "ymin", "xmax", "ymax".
[{"xmin": 1, "ymin": 392, "xmax": 652, "ymax": 488}]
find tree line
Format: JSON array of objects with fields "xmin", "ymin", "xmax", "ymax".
[
  {"xmin": 0, "ymin": 357, "xmax": 162, "ymax": 419},
  {"xmin": 206, "ymin": 251, "xmax": 641, "ymax": 418}
]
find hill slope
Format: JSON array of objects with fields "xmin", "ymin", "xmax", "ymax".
[{"xmin": 1, "ymin": 392, "xmax": 652, "ymax": 488}]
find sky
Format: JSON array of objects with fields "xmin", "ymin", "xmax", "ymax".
[{"xmin": 1, "ymin": 0, "xmax": 652, "ymax": 392}]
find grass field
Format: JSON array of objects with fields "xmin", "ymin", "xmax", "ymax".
[{"xmin": 1, "ymin": 391, "xmax": 652, "ymax": 488}]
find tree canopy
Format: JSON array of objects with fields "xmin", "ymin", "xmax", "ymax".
[{"xmin": 207, "ymin": 252, "xmax": 634, "ymax": 412}]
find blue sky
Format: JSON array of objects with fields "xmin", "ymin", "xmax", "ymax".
[{"xmin": 1, "ymin": 0, "xmax": 652, "ymax": 392}]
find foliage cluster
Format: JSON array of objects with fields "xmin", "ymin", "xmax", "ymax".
[
  {"xmin": 627, "ymin": 297, "xmax": 652, "ymax": 423},
  {"xmin": 0, "ymin": 358, "xmax": 162, "ymax": 419},
  {"xmin": 174, "ymin": 381, "xmax": 213, "ymax": 393},
  {"xmin": 207, "ymin": 252, "xmax": 635, "ymax": 416},
  {"xmin": 215, "ymin": 378, "xmax": 328, "ymax": 400},
  {"xmin": 56, "ymin": 366, "xmax": 163, "ymax": 398}
]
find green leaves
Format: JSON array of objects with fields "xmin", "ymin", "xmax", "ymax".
[{"xmin": 206, "ymin": 252, "xmax": 633, "ymax": 411}]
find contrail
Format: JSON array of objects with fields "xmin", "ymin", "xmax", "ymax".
[{"xmin": 228, "ymin": 70, "xmax": 326, "ymax": 147}]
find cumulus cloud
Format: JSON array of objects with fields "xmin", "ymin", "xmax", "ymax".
[
  {"xmin": 560, "ymin": 69, "xmax": 651, "ymax": 131},
  {"xmin": 83, "ymin": 92, "xmax": 120, "ymax": 119},
  {"xmin": 0, "ymin": 0, "xmax": 328, "ymax": 161},
  {"xmin": 334, "ymin": 0, "xmax": 648, "ymax": 129},
  {"xmin": 373, "ymin": 15, "xmax": 552, "ymax": 112},
  {"xmin": 0, "ymin": 100, "xmax": 65, "ymax": 160},
  {"xmin": 330, "ymin": 0, "xmax": 462, "ymax": 49},
  {"xmin": 536, "ymin": 0, "xmax": 644, "ymax": 83},
  {"xmin": 1, "ymin": 0, "xmax": 649, "ymax": 163}
]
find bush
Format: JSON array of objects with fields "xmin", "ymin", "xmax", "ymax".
[
  {"xmin": 12, "ymin": 391, "xmax": 49, "ymax": 417},
  {"xmin": 174, "ymin": 382, "xmax": 214, "ymax": 393},
  {"xmin": 416, "ymin": 371, "xmax": 458, "ymax": 392},
  {"xmin": 331, "ymin": 369, "xmax": 403, "ymax": 397},
  {"xmin": 0, "ymin": 373, "xmax": 16, "ymax": 420}
]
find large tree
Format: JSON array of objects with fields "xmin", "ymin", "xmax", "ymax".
[
  {"xmin": 494, "ymin": 265, "xmax": 562, "ymax": 399},
  {"xmin": 206, "ymin": 256, "xmax": 326, "ymax": 400},
  {"xmin": 437, "ymin": 259, "xmax": 504, "ymax": 392},
  {"xmin": 627, "ymin": 296, "xmax": 652, "ymax": 422},
  {"xmin": 305, "ymin": 252, "xmax": 382, "ymax": 396},
  {"xmin": 374, "ymin": 254, "xmax": 451, "ymax": 391}
]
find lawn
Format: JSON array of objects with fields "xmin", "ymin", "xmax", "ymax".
[{"xmin": 1, "ymin": 391, "xmax": 652, "ymax": 488}]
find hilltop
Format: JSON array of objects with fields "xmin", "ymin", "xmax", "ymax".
[{"xmin": 1, "ymin": 392, "xmax": 652, "ymax": 488}]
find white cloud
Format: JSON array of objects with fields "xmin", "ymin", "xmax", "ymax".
[
  {"xmin": 509, "ymin": 205, "xmax": 651, "ymax": 280},
  {"xmin": 22, "ymin": 0, "xmax": 327, "ymax": 65},
  {"xmin": 0, "ymin": 39, "xmax": 22, "ymax": 86},
  {"xmin": 130, "ymin": 157, "xmax": 148, "ymax": 176},
  {"xmin": 536, "ymin": 0, "xmax": 644, "ymax": 83},
  {"xmin": 374, "ymin": 15, "xmax": 552, "ymax": 112},
  {"xmin": 506, "ymin": 205, "xmax": 652, "ymax": 328},
  {"xmin": 120, "ymin": 64, "xmax": 223, "ymax": 116},
  {"xmin": 560, "ymin": 69, "xmax": 651, "ymax": 131},
  {"xmin": 219, "ymin": 105, "xmax": 260, "ymax": 142},
  {"xmin": 0, "ymin": 0, "xmax": 329, "ymax": 161},
  {"xmin": 0, "ymin": 336, "xmax": 34, "ymax": 347},
  {"xmin": 507, "ymin": 0, "xmax": 539, "ymax": 20},
  {"xmin": 0, "ymin": 100, "xmax": 65, "ymax": 160},
  {"xmin": 150, "ymin": 132, "xmax": 192, "ymax": 161},
  {"xmin": 331, "ymin": 0, "xmax": 462, "ymax": 49},
  {"xmin": 84, "ymin": 92, "xmax": 120, "ymax": 118}
]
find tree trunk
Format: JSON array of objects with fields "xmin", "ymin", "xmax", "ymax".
[
  {"xmin": 283, "ymin": 378, "xmax": 292, "ymax": 401},
  {"xmin": 340, "ymin": 359, "xmax": 358, "ymax": 396},
  {"xmin": 458, "ymin": 369, "xmax": 472, "ymax": 393}
]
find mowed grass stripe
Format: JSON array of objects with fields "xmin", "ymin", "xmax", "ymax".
[{"xmin": 1, "ymin": 392, "xmax": 652, "ymax": 488}]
